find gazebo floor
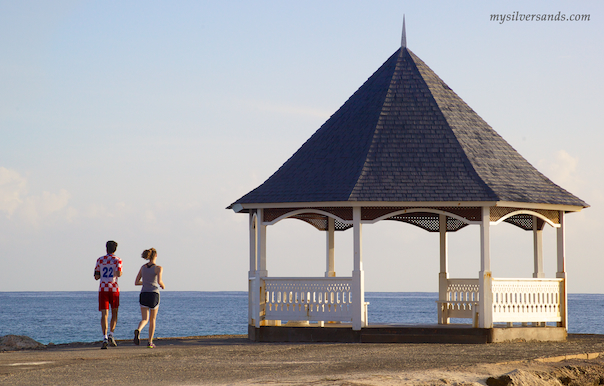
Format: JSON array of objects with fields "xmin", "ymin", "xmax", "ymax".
[{"xmin": 248, "ymin": 323, "xmax": 567, "ymax": 344}]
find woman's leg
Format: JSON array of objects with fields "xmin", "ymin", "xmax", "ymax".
[
  {"xmin": 137, "ymin": 306, "xmax": 149, "ymax": 331},
  {"xmin": 148, "ymin": 307, "xmax": 158, "ymax": 345}
]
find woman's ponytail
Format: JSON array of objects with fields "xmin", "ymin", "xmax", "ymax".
[{"xmin": 141, "ymin": 248, "xmax": 157, "ymax": 260}]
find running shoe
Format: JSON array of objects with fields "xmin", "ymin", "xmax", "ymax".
[
  {"xmin": 108, "ymin": 335, "xmax": 117, "ymax": 347},
  {"xmin": 133, "ymin": 329, "xmax": 140, "ymax": 346},
  {"xmin": 147, "ymin": 342, "xmax": 155, "ymax": 348},
  {"xmin": 101, "ymin": 339, "xmax": 108, "ymax": 350}
]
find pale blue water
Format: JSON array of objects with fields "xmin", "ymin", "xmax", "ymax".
[{"xmin": 0, "ymin": 292, "xmax": 601, "ymax": 344}]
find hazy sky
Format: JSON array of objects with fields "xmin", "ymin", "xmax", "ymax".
[{"xmin": 1, "ymin": 1, "xmax": 602, "ymax": 293}]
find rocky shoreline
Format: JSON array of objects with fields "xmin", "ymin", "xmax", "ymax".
[{"xmin": 0, "ymin": 335, "xmax": 45, "ymax": 352}]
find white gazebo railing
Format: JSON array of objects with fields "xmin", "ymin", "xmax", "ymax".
[
  {"xmin": 492, "ymin": 278, "xmax": 563, "ymax": 323},
  {"xmin": 261, "ymin": 276, "xmax": 563, "ymax": 327},
  {"xmin": 438, "ymin": 278, "xmax": 480, "ymax": 324},
  {"xmin": 438, "ymin": 277, "xmax": 564, "ymax": 326},
  {"xmin": 263, "ymin": 277, "xmax": 355, "ymax": 323}
]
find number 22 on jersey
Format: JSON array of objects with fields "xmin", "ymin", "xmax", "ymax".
[{"xmin": 102, "ymin": 266, "xmax": 114, "ymax": 278}]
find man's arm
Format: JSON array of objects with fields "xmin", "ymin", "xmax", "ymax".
[{"xmin": 94, "ymin": 258, "xmax": 101, "ymax": 280}]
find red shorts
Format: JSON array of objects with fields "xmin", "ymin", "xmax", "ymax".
[{"xmin": 98, "ymin": 291, "xmax": 120, "ymax": 311}]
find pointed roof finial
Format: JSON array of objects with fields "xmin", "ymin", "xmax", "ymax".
[{"xmin": 401, "ymin": 15, "xmax": 407, "ymax": 48}]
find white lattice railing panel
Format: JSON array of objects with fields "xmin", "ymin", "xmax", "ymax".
[
  {"xmin": 492, "ymin": 278, "xmax": 563, "ymax": 323},
  {"xmin": 263, "ymin": 277, "xmax": 353, "ymax": 322},
  {"xmin": 440, "ymin": 278, "xmax": 480, "ymax": 319}
]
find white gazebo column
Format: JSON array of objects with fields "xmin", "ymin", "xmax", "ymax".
[
  {"xmin": 256, "ymin": 209, "xmax": 268, "ymax": 276},
  {"xmin": 533, "ymin": 216, "xmax": 545, "ymax": 278},
  {"xmin": 557, "ymin": 211, "xmax": 568, "ymax": 329},
  {"xmin": 438, "ymin": 214, "xmax": 449, "ymax": 324},
  {"xmin": 478, "ymin": 206, "xmax": 493, "ymax": 328},
  {"xmin": 351, "ymin": 207, "xmax": 366, "ymax": 330},
  {"xmin": 249, "ymin": 212, "xmax": 258, "ymax": 326},
  {"xmin": 325, "ymin": 217, "xmax": 336, "ymax": 277},
  {"xmin": 254, "ymin": 209, "xmax": 268, "ymax": 328}
]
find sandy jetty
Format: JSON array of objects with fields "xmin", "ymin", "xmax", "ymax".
[{"xmin": 2, "ymin": 334, "xmax": 604, "ymax": 385}]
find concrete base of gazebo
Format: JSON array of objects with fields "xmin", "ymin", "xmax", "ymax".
[{"xmin": 248, "ymin": 324, "xmax": 567, "ymax": 344}]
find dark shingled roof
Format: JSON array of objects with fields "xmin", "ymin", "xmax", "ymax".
[{"xmin": 231, "ymin": 47, "xmax": 587, "ymax": 208}]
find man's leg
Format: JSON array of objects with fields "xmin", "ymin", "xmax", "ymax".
[
  {"xmin": 100, "ymin": 309, "xmax": 109, "ymax": 349},
  {"xmin": 108, "ymin": 307, "xmax": 119, "ymax": 346},
  {"xmin": 110, "ymin": 307, "xmax": 119, "ymax": 333},
  {"xmin": 101, "ymin": 309, "xmax": 109, "ymax": 336}
]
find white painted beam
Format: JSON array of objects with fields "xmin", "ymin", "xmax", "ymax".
[
  {"xmin": 326, "ymin": 217, "xmax": 335, "ymax": 277},
  {"xmin": 248, "ymin": 212, "xmax": 257, "ymax": 326},
  {"xmin": 352, "ymin": 207, "xmax": 365, "ymax": 330},
  {"xmin": 235, "ymin": 200, "xmax": 585, "ymax": 212},
  {"xmin": 557, "ymin": 211, "xmax": 568, "ymax": 329},
  {"xmin": 438, "ymin": 214, "xmax": 449, "ymax": 324},
  {"xmin": 479, "ymin": 206, "xmax": 493, "ymax": 328},
  {"xmin": 533, "ymin": 216, "xmax": 545, "ymax": 278}
]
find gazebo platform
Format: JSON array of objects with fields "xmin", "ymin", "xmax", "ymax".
[{"xmin": 249, "ymin": 324, "xmax": 567, "ymax": 344}]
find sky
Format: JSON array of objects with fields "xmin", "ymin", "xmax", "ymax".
[{"xmin": 1, "ymin": 1, "xmax": 602, "ymax": 293}]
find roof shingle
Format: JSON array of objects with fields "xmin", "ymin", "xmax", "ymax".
[{"xmin": 231, "ymin": 47, "xmax": 587, "ymax": 208}]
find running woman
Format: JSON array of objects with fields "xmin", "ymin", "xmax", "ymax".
[
  {"xmin": 94, "ymin": 240, "xmax": 123, "ymax": 349},
  {"xmin": 134, "ymin": 248, "xmax": 165, "ymax": 348}
]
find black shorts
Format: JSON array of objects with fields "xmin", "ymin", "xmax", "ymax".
[{"xmin": 139, "ymin": 292, "xmax": 160, "ymax": 309}]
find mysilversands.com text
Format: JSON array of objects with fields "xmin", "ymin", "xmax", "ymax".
[{"xmin": 491, "ymin": 11, "xmax": 590, "ymax": 24}]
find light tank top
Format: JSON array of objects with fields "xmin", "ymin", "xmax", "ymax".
[{"xmin": 141, "ymin": 264, "xmax": 160, "ymax": 293}]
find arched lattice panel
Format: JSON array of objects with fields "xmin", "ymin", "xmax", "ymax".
[
  {"xmin": 263, "ymin": 207, "xmax": 353, "ymax": 225},
  {"xmin": 446, "ymin": 217, "xmax": 470, "ymax": 232},
  {"xmin": 291, "ymin": 213, "xmax": 352, "ymax": 231},
  {"xmin": 263, "ymin": 207, "xmax": 475, "ymax": 232},
  {"xmin": 360, "ymin": 207, "xmax": 481, "ymax": 224},
  {"xmin": 504, "ymin": 214, "xmax": 532, "ymax": 230},
  {"xmin": 503, "ymin": 214, "xmax": 547, "ymax": 231},
  {"xmin": 491, "ymin": 207, "xmax": 559, "ymax": 226},
  {"xmin": 385, "ymin": 213, "xmax": 469, "ymax": 232}
]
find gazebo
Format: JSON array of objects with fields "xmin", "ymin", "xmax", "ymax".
[{"xmin": 228, "ymin": 25, "xmax": 588, "ymax": 343}]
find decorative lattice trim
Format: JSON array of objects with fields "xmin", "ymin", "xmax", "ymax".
[{"xmin": 490, "ymin": 207, "xmax": 560, "ymax": 230}]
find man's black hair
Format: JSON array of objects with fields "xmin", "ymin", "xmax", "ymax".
[{"xmin": 106, "ymin": 240, "xmax": 118, "ymax": 254}]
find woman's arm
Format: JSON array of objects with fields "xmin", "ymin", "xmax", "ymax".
[
  {"xmin": 156, "ymin": 266, "xmax": 165, "ymax": 290},
  {"xmin": 134, "ymin": 267, "xmax": 143, "ymax": 286}
]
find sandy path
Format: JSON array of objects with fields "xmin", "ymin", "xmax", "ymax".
[{"xmin": 2, "ymin": 334, "xmax": 604, "ymax": 385}]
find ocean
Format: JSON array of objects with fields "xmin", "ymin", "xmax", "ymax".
[{"xmin": 0, "ymin": 292, "xmax": 602, "ymax": 345}]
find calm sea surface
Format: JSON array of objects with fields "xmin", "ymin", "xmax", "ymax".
[{"xmin": 0, "ymin": 292, "xmax": 602, "ymax": 345}]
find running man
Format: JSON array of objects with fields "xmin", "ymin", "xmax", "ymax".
[{"xmin": 94, "ymin": 240, "xmax": 123, "ymax": 349}]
